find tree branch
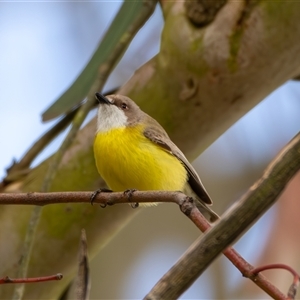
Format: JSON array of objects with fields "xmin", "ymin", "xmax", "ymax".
[{"xmin": 0, "ymin": 190, "xmax": 186, "ymax": 206}]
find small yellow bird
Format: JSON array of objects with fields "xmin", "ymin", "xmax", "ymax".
[{"xmin": 93, "ymin": 93, "xmax": 218, "ymax": 222}]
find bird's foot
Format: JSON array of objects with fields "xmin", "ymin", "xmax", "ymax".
[
  {"xmin": 90, "ymin": 188, "xmax": 113, "ymax": 207},
  {"xmin": 124, "ymin": 189, "xmax": 139, "ymax": 208}
]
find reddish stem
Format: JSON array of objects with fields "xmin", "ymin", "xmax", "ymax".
[
  {"xmin": 250, "ymin": 264, "xmax": 300, "ymax": 300},
  {"xmin": 0, "ymin": 273, "xmax": 63, "ymax": 284},
  {"xmin": 251, "ymin": 263, "xmax": 300, "ymax": 279}
]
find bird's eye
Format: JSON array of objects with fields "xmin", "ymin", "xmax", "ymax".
[{"xmin": 121, "ymin": 103, "xmax": 128, "ymax": 110}]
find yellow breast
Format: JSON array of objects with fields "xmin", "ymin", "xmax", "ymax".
[{"xmin": 93, "ymin": 125, "xmax": 187, "ymax": 192}]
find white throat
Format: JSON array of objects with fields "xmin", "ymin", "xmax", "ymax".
[{"xmin": 96, "ymin": 104, "xmax": 128, "ymax": 133}]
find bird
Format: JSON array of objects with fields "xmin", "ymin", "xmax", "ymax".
[{"xmin": 93, "ymin": 93, "xmax": 218, "ymax": 222}]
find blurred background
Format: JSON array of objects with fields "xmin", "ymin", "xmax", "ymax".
[{"xmin": 0, "ymin": 2, "xmax": 299, "ymax": 299}]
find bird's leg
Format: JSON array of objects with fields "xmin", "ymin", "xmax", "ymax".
[{"xmin": 90, "ymin": 188, "xmax": 113, "ymax": 207}]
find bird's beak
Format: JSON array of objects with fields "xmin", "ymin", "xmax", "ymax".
[{"xmin": 95, "ymin": 93, "xmax": 112, "ymax": 105}]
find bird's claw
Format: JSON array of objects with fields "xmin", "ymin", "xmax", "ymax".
[
  {"xmin": 124, "ymin": 189, "xmax": 137, "ymax": 198},
  {"xmin": 130, "ymin": 202, "xmax": 139, "ymax": 209},
  {"xmin": 90, "ymin": 188, "xmax": 113, "ymax": 206},
  {"xmin": 124, "ymin": 189, "xmax": 138, "ymax": 208}
]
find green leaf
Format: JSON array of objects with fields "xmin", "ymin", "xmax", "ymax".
[{"xmin": 42, "ymin": 0, "xmax": 150, "ymax": 121}]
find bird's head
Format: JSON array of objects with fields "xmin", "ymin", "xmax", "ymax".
[{"xmin": 95, "ymin": 93, "xmax": 143, "ymax": 133}]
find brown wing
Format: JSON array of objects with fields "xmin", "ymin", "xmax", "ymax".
[{"xmin": 143, "ymin": 116, "xmax": 212, "ymax": 205}]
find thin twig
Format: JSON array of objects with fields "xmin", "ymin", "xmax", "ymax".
[
  {"xmin": 251, "ymin": 264, "xmax": 300, "ymax": 280},
  {"xmin": 250, "ymin": 264, "xmax": 300, "ymax": 300},
  {"xmin": 0, "ymin": 190, "xmax": 186, "ymax": 206},
  {"xmin": 0, "ymin": 274, "xmax": 62, "ymax": 284}
]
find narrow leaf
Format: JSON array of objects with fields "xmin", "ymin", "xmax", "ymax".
[{"xmin": 42, "ymin": 0, "xmax": 154, "ymax": 121}]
